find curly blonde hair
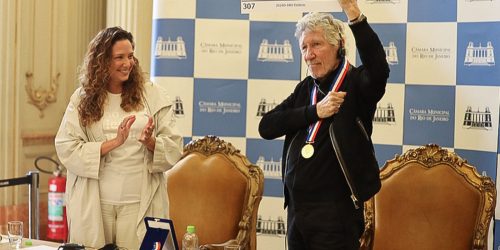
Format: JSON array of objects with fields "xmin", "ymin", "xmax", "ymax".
[{"xmin": 77, "ymin": 26, "xmax": 145, "ymax": 127}]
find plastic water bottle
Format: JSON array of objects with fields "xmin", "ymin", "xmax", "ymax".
[{"xmin": 182, "ymin": 225, "xmax": 199, "ymax": 250}]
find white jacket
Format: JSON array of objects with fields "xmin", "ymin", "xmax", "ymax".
[{"xmin": 55, "ymin": 83, "xmax": 183, "ymax": 248}]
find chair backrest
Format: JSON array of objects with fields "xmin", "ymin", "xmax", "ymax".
[
  {"xmin": 360, "ymin": 144, "xmax": 496, "ymax": 250},
  {"xmin": 165, "ymin": 136, "xmax": 264, "ymax": 250}
]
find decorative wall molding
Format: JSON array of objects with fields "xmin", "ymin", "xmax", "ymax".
[
  {"xmin": 25, "ymin": 72, "xmax": 60, "ymax": 118},
  {"xmin": 1, "ymin": 0, "xmax": 106, "ymax": 206},
  {"xmin": 21, "ymin": 131, "xmax": 57, "ymax": 147}
]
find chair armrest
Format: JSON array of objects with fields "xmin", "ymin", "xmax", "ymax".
[{"xmin": 200, "ymin": 239, "xmax": 242, "ymax": 250}]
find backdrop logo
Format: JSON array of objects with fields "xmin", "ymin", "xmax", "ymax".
[
  {"xmin": 411, "ymin": 46, "xmax": 451, "ymax": 60},
  {"xmin": 200, "ymin": 42, "xmax": 243, "ymax": 55},
  {"xmin": 256, "ymin": 156, "xmax": 282, "ymax": 179},
  {"xmin": 374, "ymin": 103, "xmax": 396, "ymax": 125},
  {"xmin": 172, "ymin": 96, "xmax": 185, "ymax": 118},
  {"xmin": 464, "ymin": 41, "xmax": 495, "ymax": 66},
  {"xmin": 384, "ymin": 42, "xmax": 399, "ymax": 65},
  {"xmin": 256, "ymin": 98, "xmax": 278, "ymax": 117},
  {"xmin": 257, "ymin": 39, "xmax": 294, "ymax": 63},
  {"xmin": 409, "ymin": 108, "xmax": 450, "ymax": 123},
  {"xmin": 463, "ymin": 106, "xmax": 492, "ymax": 130},
  {"xmin": 365, "ymin": 0, "xmax": 400, "ymax": 3},
  {"xmin": 256, "ymin": 215, "xmax": 286, "ymax": 237},
  {"xmin": 198, "ymin": 101, "xmax": 241, "ymax": 114},
  {"xmin": 154, "ymin": 36, "xmax": 187, "ymax": 59}
]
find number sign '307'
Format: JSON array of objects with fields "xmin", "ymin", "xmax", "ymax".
[{"xmin": 241, "ymin": 0, "xmax": 341, "ymax": 14}]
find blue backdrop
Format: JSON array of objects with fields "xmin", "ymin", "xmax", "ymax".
[{"xmin": 151, "ymin": 0, "xmax": 500, "ymax": 248}]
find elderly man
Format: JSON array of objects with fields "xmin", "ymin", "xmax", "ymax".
[{"xmin": 258, "ymin": 0, "xmax": 390, "ymax": 249}]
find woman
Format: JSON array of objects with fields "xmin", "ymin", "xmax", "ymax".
[{"xmin": 55, "ymin": 26, "xmax": 183, "ymax": 249}]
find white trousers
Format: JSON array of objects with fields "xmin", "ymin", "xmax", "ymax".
[{"xmin": 101, "ymin": 202, "xmax": 140, "ymax": 249}]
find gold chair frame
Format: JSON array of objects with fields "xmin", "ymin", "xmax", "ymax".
[
  {"xmin": 167, "ymin": 135, "xmax": 264, "ymax": 250},
  {"xmin": 360, "ymin": 144, "xmax": 496, "ymax": 250}
]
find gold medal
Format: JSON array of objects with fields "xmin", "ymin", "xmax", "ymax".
[{"xmin": 301, "ymin": 144, "xmax": 314, "ymax": 159}]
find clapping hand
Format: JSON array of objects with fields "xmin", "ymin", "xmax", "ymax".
[
  {"xmin": 138, "ymin": 116, "xmax": 154, "ymax": 144},
  {"xmin": 116, "ymin": 115, "xmax": 136, "ymax": 144}
]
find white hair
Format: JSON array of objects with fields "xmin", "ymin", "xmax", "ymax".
[{"xmin": 295, "ymin": 12, "xmax": 345, "ymax": 47}]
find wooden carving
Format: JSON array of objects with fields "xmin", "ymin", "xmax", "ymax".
[
  {"xmin": 185, "ymin": 135, "xmax": 264, "ymax": 250},
  {"xmin": 360, "ymin": 144, "xmax": 496, "ymax": 250},
  {"xmin": 25, "ymin": 72, "xmax": 60, "ymax": 118}
]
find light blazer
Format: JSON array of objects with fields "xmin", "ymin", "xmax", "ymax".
[{"xmin": 55, "ymin": 82, "xmax": 183, "ymax": 248}]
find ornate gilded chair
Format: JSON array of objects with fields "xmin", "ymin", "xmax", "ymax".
[
  {"xmin": 360, "ymin": 144, "xmax": 496, "ymax": 250},
  {"xmin": 165, "ymin": 136, "xmax": 264, "ymax": 250}
]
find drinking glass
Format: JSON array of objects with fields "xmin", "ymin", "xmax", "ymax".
[{"xmin": 7, "ymin": 221, "xmax": 22, "ymax": 249}]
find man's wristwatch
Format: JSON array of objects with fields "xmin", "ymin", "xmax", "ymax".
[{"xmin": 348, "ymin": 13, "xmax": 366, "ymax": 26}]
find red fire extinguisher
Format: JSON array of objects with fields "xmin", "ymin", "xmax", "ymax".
[{"xmin": 35, "ymin": 156, "xmax": 68, "ymax": 241}]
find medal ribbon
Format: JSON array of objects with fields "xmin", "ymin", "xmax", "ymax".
[{"xmin": 305, "ymin": 58, "xmax": 349, "ymax": 144}]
